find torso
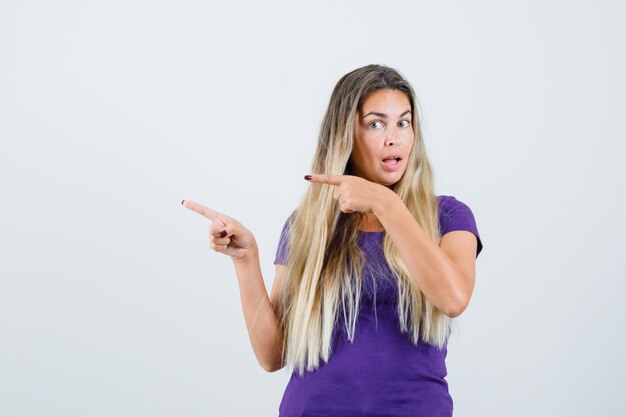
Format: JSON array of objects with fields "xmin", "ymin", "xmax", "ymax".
[
  {"xmin": 357, "ymin": 213, "xmax": 385, "ymax": 232},
  {"xmin": 278, "ymin": 229, "xmax": 452, "ymax": 416}
]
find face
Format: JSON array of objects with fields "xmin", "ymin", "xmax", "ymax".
[{"xmin": 350, "ymin": 89, "xmax": 414, "ymax": 187}]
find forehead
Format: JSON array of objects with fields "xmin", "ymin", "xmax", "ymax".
[{"xmin": 359, "ymin": 89, "xmax": 411, "ymax": 112}]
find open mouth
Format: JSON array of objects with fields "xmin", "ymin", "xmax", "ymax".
[{"xmin": 382, "ymin": 157, "xmax": 401, "ymax": 166}]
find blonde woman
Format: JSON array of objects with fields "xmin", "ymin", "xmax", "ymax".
[{"xmin": 182, "ymin": 64, "xmax": 483, "ymax": 416}]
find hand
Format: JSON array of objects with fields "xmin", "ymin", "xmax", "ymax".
[
  {"xmin": 304, "ymin": 174, "xmax": 388, "ymax": 214},
  {"xmin": 181, "ymin": 199, "xmax": 257, "ymax": 260}
]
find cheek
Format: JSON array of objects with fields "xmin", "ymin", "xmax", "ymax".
[
  {"xmin": 353, "ymin": 133, "xmax": 376, "ymax": 158},
  {"xmin": 357, "ymin": 142, "xmax": 377, "ymax": 161},
  {"xmin": 366, "ymin": 129, "xmax": 385, "ymax": 139},
  {"xmin": 404, "ymin": 133, "xmax": 415, "ymax": 149}
]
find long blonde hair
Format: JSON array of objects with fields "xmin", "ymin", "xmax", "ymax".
[{"xmin": 272, "ymin": 64, "xmax": 448, "ymax": 376}]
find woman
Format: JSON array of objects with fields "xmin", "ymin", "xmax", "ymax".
[{"xmin": 182, "ymin": 64, "xmax": 483, "ymax": 416}]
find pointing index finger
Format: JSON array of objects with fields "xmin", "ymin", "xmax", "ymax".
[
  {"xmin": 305, "ymin": 174, "xmax": 343, "ymax": 186},
  {"xmin": 181, "ymin": 199, "xmax": 220, "ymax": 221}
]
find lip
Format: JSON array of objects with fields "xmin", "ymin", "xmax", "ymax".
[{"xmin": 381, "ymin": 158, "xmax": 402, "ymax": 171}]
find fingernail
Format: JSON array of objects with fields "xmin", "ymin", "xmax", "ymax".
[
  {"xmin": 304, "ymin": 175, "xmax": 312, "ymax": 180},
  {"xmin": 181, "ymin": 199, "xmax": 185, "ymax": 205},
  {"xmin": 219, "ymin": 230, "xmax": 227, "ymax": 238}
]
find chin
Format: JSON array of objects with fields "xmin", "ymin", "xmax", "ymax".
[
  {"xmin": 382, "ymin": 173, "xmax": 404, "ymax": 185},
  {"xmin": 380, "ymin": 178, "xmax": 400, "ymax": 188}
]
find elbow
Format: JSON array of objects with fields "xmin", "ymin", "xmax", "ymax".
[
  {"xmin": 261, "ymin": 362, "xmax": 276, "ymax": 373},
  {"xmin": 260, "ymin": 358, "xmax": 284, "ymax": 373},
  {"xmin": 261, "ymin": 363, "xmax": 283, "ymax": 373},
  {"xmin": 443, "ymin": 296, "xmax": 470, "ymax": 318},
  {"xmin": 444, "ymin": 304, "xmax": 464, "ymax": 318},
  {"xmin": 443, "ymin": 276, "xmax": 473, "ymax": 318}
]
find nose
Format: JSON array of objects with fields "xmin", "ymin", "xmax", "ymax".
[
  {"xmin": 385, "ymin": 124, "xmax": 407, "ymax": 146},
  {"xmin": 385, "ymin": 125, "xmax": 403, "ymax": 146},
  {"xmin": 385, "ymin": 133, "xmax": 397, "ymax": 146}
]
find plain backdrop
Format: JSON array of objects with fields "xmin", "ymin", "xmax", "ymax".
[{"xmin": 1, "ymin": 0, "xmax": 625, "ymax": 416}]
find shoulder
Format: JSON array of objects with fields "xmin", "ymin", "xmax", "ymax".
[
  {"xmin": 437, "ymin": 194, "xmax": 473, "ymax": 214},
  {"xmin": 273, "ymin": 210, "xmax": 297, "ymax": 265},
  {"xmin": 277, "ymin": 210, "xmax": 297, "ymax": 244},
  {"xmin": 436, "ymin": 194, "xmax": 483, "ymax": 257},
  {"xmin": 279, "ymin": 209, "xmax": 297, "ymax": 233}
]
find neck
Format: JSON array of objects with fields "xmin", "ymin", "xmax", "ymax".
[{"xmin": 358, "ymin": 213, "xmax": 384, "ymax": 232}]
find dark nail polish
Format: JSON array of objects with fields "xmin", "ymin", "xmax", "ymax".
[
  {"xmin": 181, "ymin": 199, "xmax": 185, "ymax": 205},
  {"xmin": 219, "ymin": 230, "xmax": 227, "ymax": 238},
  {"xmin": 304, "ymin": 175, "xmax": 312, "ymax": 180}
]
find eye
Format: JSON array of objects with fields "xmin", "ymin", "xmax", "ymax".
[
  {"xmin": 399, "ymin": 120, "xmax": 411, "ymax": 128},
  {"xmin": 369, "ymin": 121, "xmax": 384, "ymax": 129}
]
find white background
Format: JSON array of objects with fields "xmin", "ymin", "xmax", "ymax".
[{"xmin": 1, "ymin": 0, "xmax": 624, "ymax": 416}]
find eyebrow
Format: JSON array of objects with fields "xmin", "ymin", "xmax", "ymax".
[{"xmin": 361, "ymin": 109, "xmax": 411, "ymax": 119}]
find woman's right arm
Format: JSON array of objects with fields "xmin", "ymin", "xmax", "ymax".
[
  {"xmin": 181, "ymin": 199, "xmax": 286, "ymax": 372},
  {"xmin": 232, "ymin": 248, "xmax": 286, "ymax": 373}
]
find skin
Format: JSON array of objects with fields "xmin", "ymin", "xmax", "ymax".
[
  {"xmin": 305, "ymin": 88, "xmax": 478, "ymax": 317},
  {"xmin": 182, "ymin": 90, "xmax": 478, "ymax": 363},
  {"xmin": 349, "ymin": 89, "xmax": 414, "ymax": 231},
  {"xmin": 351, "ymin": 88, "xmax": 414, "ymax": 187}
]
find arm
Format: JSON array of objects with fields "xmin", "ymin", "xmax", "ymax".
[
  {"xmin": 232, "ymin": 246, "xmax": 285, "ymax": 372},
  {"xmin": 373, "ymin": 190, "xmax": 477, "ymax": 318}
]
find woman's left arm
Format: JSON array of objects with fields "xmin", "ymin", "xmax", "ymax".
[
  {"xmin": 374, "ymin": 188, "xmax": 477, "ymax": 318},
  {"xmin": 304, "ymin": 173, "xmax": 478, "ymax": 318}
]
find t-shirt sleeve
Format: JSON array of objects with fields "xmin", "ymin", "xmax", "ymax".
[
  {"xmin": 273, "ymin": 216, "xmax": 291, "ymax": 265},
  {"xmin": 438, "ymin": 195, "xmax": 484, "ymax": 258}
]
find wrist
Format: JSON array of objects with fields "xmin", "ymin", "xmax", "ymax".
[
  {"xmin": 372, "ymin": 186, "xmax": 397, "ymax": 218},
  {"xmin": 232, "ymin": 243, "xmax": 260, "ymax": 265}
]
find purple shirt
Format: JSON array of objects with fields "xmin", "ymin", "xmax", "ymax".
[{"xmin": 273, "ymin": 195, "xmax": 483, "ymax": 417}]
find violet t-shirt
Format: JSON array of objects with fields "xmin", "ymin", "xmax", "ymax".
[{"xmin": 273, "ymin": 195, "xmax": 483, "ymax": 417}]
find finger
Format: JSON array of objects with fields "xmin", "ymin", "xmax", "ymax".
[
  {"xmin": 210, "ymin": 222, "xmax": 233, "ymax": 238},
  {"xmin": 211, "ymin": 242, "xmax": 228, "ymax": 252},
  {"xmin": 305, "ymin": 174, "xmax": 343, "ymax": 186},
  {"xmin": 181, "ymin": 199, "xmax": 220, "ymax": 221},
  {"xmin": 213, "ymin": 235, "xmax": 231, "ymax": 245}
]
